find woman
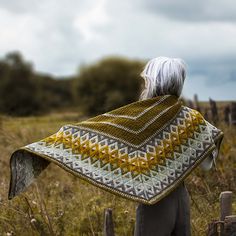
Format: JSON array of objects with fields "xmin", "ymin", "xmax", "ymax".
[{"xmin": 134, "ymin": 57, "xmax": 213, "ymax": 236}]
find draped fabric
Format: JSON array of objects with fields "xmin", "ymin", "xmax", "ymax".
[{"xmin": 8, "ymin": 95, "xmax": 224, "ymax": 204}]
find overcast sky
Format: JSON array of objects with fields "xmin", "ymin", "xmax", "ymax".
[{"xmin": 0, "ymin": 0, "xmax": 236, "ymax": 101}]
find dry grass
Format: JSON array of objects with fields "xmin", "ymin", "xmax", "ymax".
[{"xmin": 0, "ymin": 112, "xmax": 235, "ymax": 236}]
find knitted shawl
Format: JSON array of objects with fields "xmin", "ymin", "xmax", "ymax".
[{"xmin": 8, "ymin": 95, "xmax": 224, "ymax": 205}]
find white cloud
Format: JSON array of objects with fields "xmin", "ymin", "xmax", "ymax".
[
  {"xmin": 74, "ymin": 0, "xmax": 109, "ymax": 42},
  {"xmin": 0, "ymin": 8, "xmax": 43, "ymax": 53}
]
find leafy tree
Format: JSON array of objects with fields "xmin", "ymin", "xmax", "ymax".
[{"xmin": 0, "ymin": 51, "xmax": 42, "ymax": 116}]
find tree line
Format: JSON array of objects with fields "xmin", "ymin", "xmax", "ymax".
[{"xmin": 0, "ymin": 52, "xmax": 144, "ymax": 116}]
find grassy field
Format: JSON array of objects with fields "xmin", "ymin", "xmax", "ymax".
[{"xmin": 0, "ymin": 111, "xmax": 235, "ymax": 236}]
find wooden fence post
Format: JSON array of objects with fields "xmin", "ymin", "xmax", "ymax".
[
  {"xmin": 193, "ymin": 94, "xmax": 201, "ymax": 112},
  {"xmin": 229, "ymin": 102, "xmax": 236, "ymax": 126},
  {"xmin": 209, "ymin": 98, "xmax": 219, "ymax": 124},
  {"xmin": 104, "ymin": 208, "xmax": 115, "ymax": 236},
  {"xmin": 220, "ymin": 191, "xmax": 232, "ymax": 235},
  {"xmin": 224, "ymin": 106, "xmax": 230, "ymax": 125},
  {"xmin": 220, "ymin": 191, "xmax": 233, "ymax": 221}
]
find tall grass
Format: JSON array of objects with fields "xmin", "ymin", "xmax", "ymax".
[{"xmin": 0, "ymin": 113, "xmax": 235, "ymax": 235}]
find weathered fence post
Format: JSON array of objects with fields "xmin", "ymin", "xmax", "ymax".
[
  {"xmin": 229, "ymin": 102, "xmax": 236, "ymax": 126},
  {"xmin": 220, "ymin": 191, "xmax": 233, "ymax": 235},
  {"xmin": 220, "ymin": 191, "xmax": 233, "ymax": 221},
  {"xmin": 224, "ymin": 106, "xmax": 230, "ymax": 125},
  {"xmin": 193, "ymin": 94, "xmax": 201, "ymax": 112},
  {"xmin": 209, "ymin": 98, "xmax": 219, "ymax": 124},
  {"xmin": 104, "ymin": 208, "xmax": 115, "ymax": 236}
]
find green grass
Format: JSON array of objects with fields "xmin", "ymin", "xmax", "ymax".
[{"xmin": 0, "ymin": 112, "xmax": 235, "ymax": 236}]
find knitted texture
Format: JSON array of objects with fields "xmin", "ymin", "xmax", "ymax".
[{"xmin": 8, "ymin": 95, "xmax": 224, "ymax": 204}]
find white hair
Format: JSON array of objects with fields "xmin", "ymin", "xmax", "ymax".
[{"xmin": 139, "ymin": 57, "xmax": 186, "ymax": 100}]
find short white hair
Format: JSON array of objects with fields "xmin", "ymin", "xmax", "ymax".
[{"xmin": 139, "ymin": 57, "xmax": 186, "ymax": 100}]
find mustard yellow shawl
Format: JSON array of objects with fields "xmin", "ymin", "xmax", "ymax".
[{"xmin": 8, "ymin": 95, "xmax": 224, "ymax": 204}]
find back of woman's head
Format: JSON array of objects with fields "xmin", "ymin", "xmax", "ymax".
[{"xmin": 139, "ymin": 57, "xmax": 186, "ymax": 100}]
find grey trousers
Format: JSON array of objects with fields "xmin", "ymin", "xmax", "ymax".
[{"xmin": 134, "ymin": 181, "xmax": 191, "ymax": 236}]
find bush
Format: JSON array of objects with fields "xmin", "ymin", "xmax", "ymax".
[{"xmin": 74, "ymin": 56, "xmax": 144, "ymax": 116}]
